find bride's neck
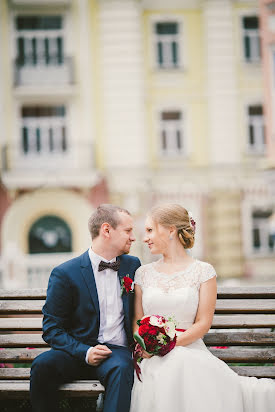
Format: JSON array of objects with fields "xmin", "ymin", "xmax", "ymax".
[{"xmin": 161, "ymin": 244, "xmax": 192, "ymax": 265}]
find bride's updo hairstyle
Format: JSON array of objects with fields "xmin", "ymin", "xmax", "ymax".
[{"xmin": 149, "ymin": 203, "xmax": 195, "ymax": 249}]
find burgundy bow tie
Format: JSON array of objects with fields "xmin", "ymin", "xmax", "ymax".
[{"xmin": 98, "ymin": 260, "xmax": 120, "ymax": 272}]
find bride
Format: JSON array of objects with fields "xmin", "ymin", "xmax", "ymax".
[{"xmin": 130, "ymin": 203, "xmax": 275, "ymax": 412}]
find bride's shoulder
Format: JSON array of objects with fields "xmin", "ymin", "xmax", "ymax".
[
  {"xmin": 195, "ymin": 259, "xmax": 217, "ymax": 282},
  {"xmin": 134, "ymin": 262, "xmax": 154, "ymax": 286}
]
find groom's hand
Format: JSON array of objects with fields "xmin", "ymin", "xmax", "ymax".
[{"xmin": 87, "ymin": 345, "xmax": 112, "ymax": 366}]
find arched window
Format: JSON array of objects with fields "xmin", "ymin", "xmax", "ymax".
[{"xmin": 28, "ymin": 215, "xmax": 72, "ymax": 254}]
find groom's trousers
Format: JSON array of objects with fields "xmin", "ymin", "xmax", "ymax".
[{"xmin": 30, "ymin": 344, "xmax": 134, "ymax": 412}]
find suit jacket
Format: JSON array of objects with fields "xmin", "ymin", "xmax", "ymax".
[{"xmin": 42, "ymin": 250, "xmax": 141, "ymax": 361}]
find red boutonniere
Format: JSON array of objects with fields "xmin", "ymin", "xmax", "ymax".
[{"xmin": 121, "ymin": 275, "xmax": 134, "ymax": 296}]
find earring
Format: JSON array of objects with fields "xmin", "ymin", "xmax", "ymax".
[{"xmin": 169, "ymin": 235, "xmax": 173, "ymax": 240}]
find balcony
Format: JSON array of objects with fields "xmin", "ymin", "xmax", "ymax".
[
  {"xmin": 13, "ymin": 56, "xmax": 75, "ymax": 87},
  {"xmin": 0, "ymin": 253, "xmax": 76, "ymax": 289},
  {"xmin": 1, "ymin": 142, "xmax": 98, "ymax": 189}
]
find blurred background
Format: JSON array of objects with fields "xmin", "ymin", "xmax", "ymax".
[{"xmin": 0, "ymin": 0, "xmax": 275, "ymax": 289}]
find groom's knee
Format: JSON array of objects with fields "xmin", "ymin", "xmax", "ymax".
[
  {"xmin": 31, "ymin": 352, "xmax": 56, "ymax": 384},
  {"xmin": 107, "ymin": 356, "xmax": 134, "ymax": 386}
]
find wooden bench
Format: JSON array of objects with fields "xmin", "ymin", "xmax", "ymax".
[{"xmin": 0, "ymin": 286, "xmax": 274, "ymax": 399}]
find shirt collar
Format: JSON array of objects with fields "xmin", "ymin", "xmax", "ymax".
[{"xmin": 88, "ymin": 247, "xmax": 116, "ymax": 267}]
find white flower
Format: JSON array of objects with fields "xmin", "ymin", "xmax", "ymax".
[
  {"xmin": 164, "ymin": 321, "xmax": 176, "ymax": 339},
  {"xmin": 156, "ymin": 333, "xmax": 166, "ymax": 345},
  {"xmin": 149, "ymin": 316, "xmax": 164, "ymax": 327}
]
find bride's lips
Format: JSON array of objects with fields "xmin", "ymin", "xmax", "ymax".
[{"xmin": 148, "ymin": 243, "xmax": 153, "ymax": 248}]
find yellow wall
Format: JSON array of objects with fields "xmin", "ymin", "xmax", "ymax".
[
  {"xmin": 143, "ymin": 9, "xmax": 208, "ymax": 168},
  {"xmin": 2, "ymin": 189, "xmax": 93, "ymax": 253},
  {"xmin": 1, "ymin": 1, "xmax": 14, "ymax": 170}
]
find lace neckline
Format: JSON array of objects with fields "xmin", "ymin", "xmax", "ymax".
[{"xmin": 151, "ymin": 259, "xmax": 198, "ymax": 279}]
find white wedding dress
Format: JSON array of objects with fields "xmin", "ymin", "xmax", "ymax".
[{"xmin": 130, "ymin": 260, "xmax": 275, "ymax": 412}]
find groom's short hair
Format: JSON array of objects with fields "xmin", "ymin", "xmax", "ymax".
[{"xmin": 88, "ymin": 204, "xmax": 131, "ymax": 239}]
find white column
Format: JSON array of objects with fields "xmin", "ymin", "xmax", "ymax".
[
  {"xmin": 99, "ymin": 0, "xmax": 146, "ymax": 168},
  {"xmin": 203, "ymin": 0, "xmax": 240, "ymax": 164},
  {"xmin": 75, "ymin": 0, "xmax": 96, "ymax": 170}
]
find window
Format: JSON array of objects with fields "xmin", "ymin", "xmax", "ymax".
[
  {"xmin": 247, "ymin": 105, "xmax": 265, "ymax": 153},
  {"xmin": 160, "ymin": 111, "xmax": 183, "ymax": 156},
  {"xmin": 21, "ymin": 106, "xmax": 67, "ymax": 156},
  {"xmin": 29, "ymin": 215, "xmax": 72, "ymax": 254},
  {"xmin": 252, "ymin": 209, "xmax": 275, "ymax": 254},
  {"xmin": 15, "ymin": 15, "xmax": 64, "ymax": 67},
  {"xmin": 154, "ymin": 22, "xmax": 180, "ymax": 69},
  {"xmin": 242, "ymin": 16, "xmax": 260, "ymax": 62}
]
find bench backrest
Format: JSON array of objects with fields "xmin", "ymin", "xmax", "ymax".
[{"xmin": 0, "ymin": 287, "xmax": 274, "ymax": 380}]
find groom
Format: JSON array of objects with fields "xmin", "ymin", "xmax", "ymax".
[{"xmin": 30, "ymin": 204, "xmax": 141, "ymax": 412}]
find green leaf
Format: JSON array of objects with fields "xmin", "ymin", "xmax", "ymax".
[{"xmin": 134, "ymin": 332, "xmax": 146, "ymax": 350}]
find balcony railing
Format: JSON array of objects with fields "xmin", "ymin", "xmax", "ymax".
[
  {"xmin": 14, "ymin": 56, "xmax": 75, "ymax": 86},
  {"xmin": 0, "ymin": 253, "xmax": 76, "ymax": 289}
]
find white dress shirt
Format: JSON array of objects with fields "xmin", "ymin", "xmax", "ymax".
[{"xmin": 85, "ymin": 248, "xmax": 127, "ymax": 363}]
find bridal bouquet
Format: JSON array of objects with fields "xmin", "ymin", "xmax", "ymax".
[{"xmin": 133, "ymin": 315, "xmax": 178, "ymax": 381}]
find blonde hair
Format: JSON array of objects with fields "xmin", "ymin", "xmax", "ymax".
[{"xmin": 149, "ymin": 203, "xmax": 195, "ymax": 249}]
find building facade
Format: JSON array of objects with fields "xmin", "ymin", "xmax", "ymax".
[{"xmin": 0, "ymin": 0, "xmax": 274, "ymax": 289}]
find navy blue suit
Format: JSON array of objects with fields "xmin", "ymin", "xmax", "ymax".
[{"xmin": 30, "ymin": 250, "xmax": 141, "ymax": 412}]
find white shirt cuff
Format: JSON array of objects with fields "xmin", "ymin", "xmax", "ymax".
[{"xmin": 85, "ymin": 346, "xmax": 94, "ymax": 364}]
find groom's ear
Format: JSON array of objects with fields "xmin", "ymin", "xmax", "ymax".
[{"xmin": 101, "ymin": 222, "xmax": 111, "ymax": 238}]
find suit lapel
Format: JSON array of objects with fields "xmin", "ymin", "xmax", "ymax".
[
  {"xmin": 80, "ymin": 251, "xmax": 100, "ymax": 324},
  {"xmin": 117, "ymin": 256, "xmax": 131, "ymax": 339}
]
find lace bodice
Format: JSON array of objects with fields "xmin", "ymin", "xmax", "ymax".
[{"xmin": 135, "ymin": 260, "xmax": 217, "ymax": 329}]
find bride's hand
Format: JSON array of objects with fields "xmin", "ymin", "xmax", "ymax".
[{"xmin": 141, "ymin": 349, "xmax": 153, "ymax": 359}]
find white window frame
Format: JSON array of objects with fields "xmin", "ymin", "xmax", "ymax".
[
  {"xmin": 246, "ymin": 103, "xmax": 265, "ymax": 154},
  {"xmin": 21, "ymin": 108, "xmax": 67, "ymax": 156},
  {"xmin": 241, "ymin": 14, "xmax": 261, "ymax": 63},
  {"xmin": 242, "ymin": 198, "xmax": 275, "ymax": 257},
  {"xmin": 14, "ymin": 15, "xmax": 65, "ymax": 67},
  {"xmin": 270, "ymin": 46, "xmax": 275, "ymax": 137},
  {"xmin": 10, "ymin": 9, "xmax": 69, "ymax": 65},
  {"xmin": 150, "ymin": 15, "xmax": 184, "ymax": 70},
  {"xmin": 156, "ymin": 105, "xmax": 190, "ymax": 158},
  {"xmin": 15, "ymin": 102, "xmax": 71, "ymax": 169}
]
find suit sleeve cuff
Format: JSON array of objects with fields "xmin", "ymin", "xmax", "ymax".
[{"xmin": 85, "ymin": 346, "xmax": 94, "ymax": 364}]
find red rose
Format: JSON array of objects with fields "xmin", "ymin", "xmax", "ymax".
[
  {"xmin": 121, "ymin": 275, "xmax": 134, "ymax": 295},
  {"xmin": 138, "ymin": 324, "xmax": 150, "ymax": 336},
  {"xmin": 140, "ymin": 316, "xmax": 150, "ymax": 325},
  {"xmin": 148, "ymin": 326, "xmax": 158, "ymax": 336},
  {"xmin": 123, "ymin": 276, "xmax": 133, "ymax": 292}
]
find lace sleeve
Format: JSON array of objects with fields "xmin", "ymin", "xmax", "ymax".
[
  {"xmin": 200, "ymin": 262, "xmax": 217, "ymax": 284},
  {"xmin": 134, "ymin": 265, "xmax": 146, "ymax": 289}
]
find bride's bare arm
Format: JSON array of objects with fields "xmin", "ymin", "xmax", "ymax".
[
  {"xmin": 132, "ymin": 284, "xmax": 144, "ymax": 334},
  {"xmin": 132, "ymin": 284, "xmax": 152, "ymax": 359},
  {"xmin": 176, "ymin": 277, "xmax": 217, "ymax": 347}
]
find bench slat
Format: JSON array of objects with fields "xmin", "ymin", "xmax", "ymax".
[
  {"xmin": 1, "ymin": 315, "xmax": 275, "ymax": 330},
  {"xmin": 204, "ymin": 331, "xmax": 275, "ymax": 346},
  {"xmin": 1, "ymin": 286, "xmax": 275, "ymax": 299},
  {"xmin": 0, "ymin": 334, "xmax": 47, "ymax": 347},
  {"xmin": 229, "ymin": 366, "xmax": 275, "ymax": 379},
  {"xmin": 0, "ymin": 380, "xmax": 104, "ymax": 398},
  {"xmin": 0, "ymin": 301, "xmax": 44, "ymax": 314},
  {"xmin": 212, "ymin": 314, "xmax": 275, "ymax": 328},
  {"xmin": 0, "ymin": 369, "xmax": 30, "ymax": 379},
  {"xmin": 1, "ymin": 347, "xmax": 275, "ymax": 363},
  {"xmin": 1, "ymin": 332, "xmax": 274, "ymax": 348},
  {"xmin": 215, "ymin": 299, "xmax": 275, "ymax": 313},
  {"xmin": 217, "ymin": 287, "xmax": 275, "ymax": 298},
  {"xmin": 0, "ymin": 318, "xmax": 42, "ymax": 331},
  {"xmin": 209, "ymin": 347, "xmax": 275, "ymax": 362},
  {"xmin": 1, "ymin": 365, "xmax": 275, "ymax": 380},
  {"xmin": 1, "ymin": 299, "xmax": 275, "ymax": 314},
  {"xmin": 0, "ymin": 290, "xmax": 46, "ymax": 299},
  {"xmin": 0, "ymin": 348, "xmax": 47, "ymax": 362}
]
